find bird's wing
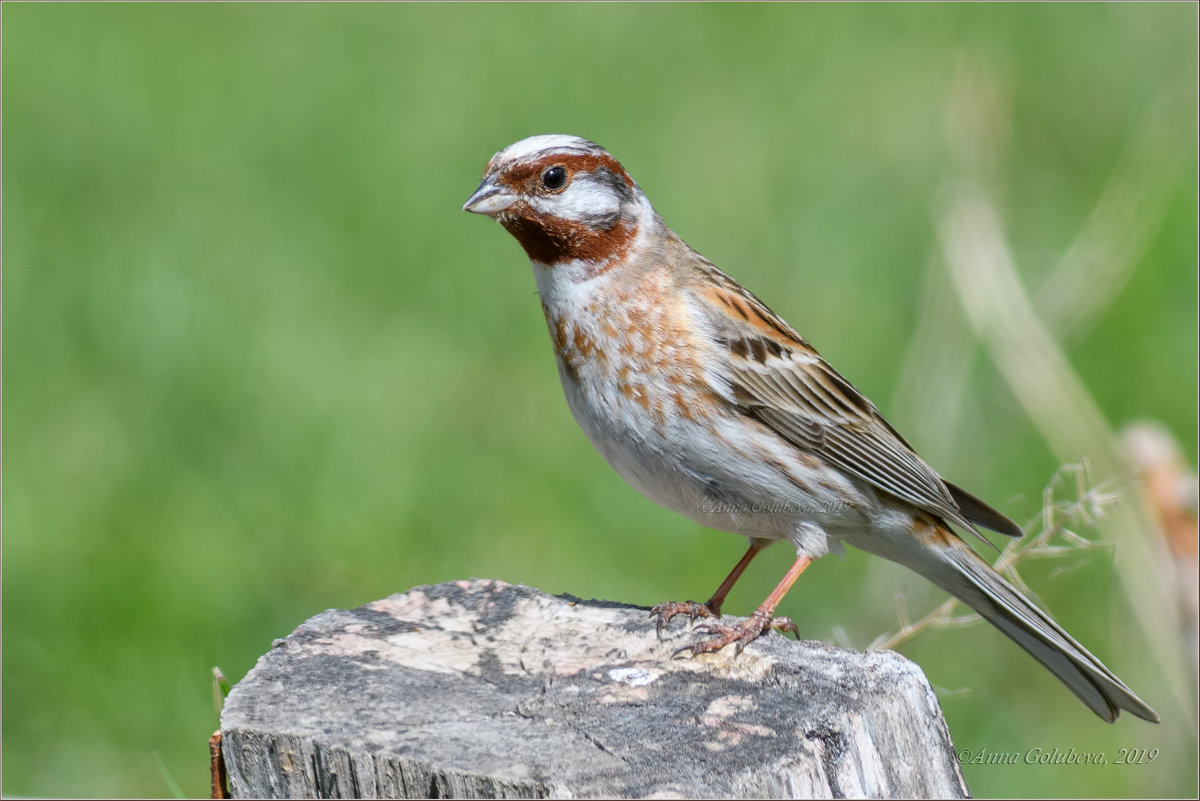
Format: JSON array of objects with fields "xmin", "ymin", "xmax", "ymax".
[{"xmin": 688, "ymin": 264, "xmax": 1022, "ymax": 543}]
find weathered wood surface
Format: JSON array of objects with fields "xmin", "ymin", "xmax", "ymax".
[{"xmin": 220, "ymin": 579, "xmax": 969, "ymax": 799}]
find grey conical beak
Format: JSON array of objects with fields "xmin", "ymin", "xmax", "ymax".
[{"xmin": 463, "ymin": 177, "xmax": 518, "ymax": 215}]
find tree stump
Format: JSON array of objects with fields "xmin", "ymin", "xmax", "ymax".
[{"xmin": 219, "ymin": 579, "xmax": 969, "ymax": 799}]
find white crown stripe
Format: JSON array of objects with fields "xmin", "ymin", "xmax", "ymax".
[{"xmin": 492, "ymin": 134, "xmax": 606, "ymax": 166}]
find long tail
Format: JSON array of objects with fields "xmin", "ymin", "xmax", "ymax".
[{"xmin": 896, "ymin": 530, "xmax": 1159, "ymax": 723}]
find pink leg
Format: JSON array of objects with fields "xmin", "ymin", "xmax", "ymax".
[
  {"xmin": 677, "ymin": 554, "xmax": 813, "ymax": 657},
  {"xmin": 650, "ymin": 540, "xmax": 768, "ymax": 630}
]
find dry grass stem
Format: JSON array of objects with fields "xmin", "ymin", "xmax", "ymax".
[{"xmin": 871, "ymin": 463, "xmax": 1119, "ymax": 652}]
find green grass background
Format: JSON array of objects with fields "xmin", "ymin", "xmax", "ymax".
[{"xmin": 4, "ymin": 3, "xmax": 1197, "ymax": 797}]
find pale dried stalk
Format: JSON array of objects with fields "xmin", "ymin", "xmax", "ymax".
[
  {"xmin": 871, "ymin": 462, "xmax": 1117, "ymax": 652},
  {"xmin": 932, "ymin": 55, "xmax": 1192, "ymax": 723}
]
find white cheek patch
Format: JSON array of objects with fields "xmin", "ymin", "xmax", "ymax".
[{"xmin": 531, "ymin": 175, "xmax": 622, "ymax": 222}]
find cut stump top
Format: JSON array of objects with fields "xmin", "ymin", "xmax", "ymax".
[{"xmin": 220, "ymin": 579, "xmax": 968, "ymax": 799}]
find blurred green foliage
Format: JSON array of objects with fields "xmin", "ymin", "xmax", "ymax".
[{"xmin": 4, "ymin": 3, "xmax": 1196, "ymax": 797}]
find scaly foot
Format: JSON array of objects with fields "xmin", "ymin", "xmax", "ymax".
[
  {"xmin": 649, "ymin": 600, "xmax": 719, "ymax": 637},
  {"xmin": 672, "ymin": 611, "xmax": 799, "ymax": 657}
]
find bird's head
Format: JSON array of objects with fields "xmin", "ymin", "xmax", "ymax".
[{"xmin": 463, "ymin": 135, "xmax": 654, "ymax": 269}]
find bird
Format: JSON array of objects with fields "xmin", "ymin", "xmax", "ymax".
[{"xmin": 462, "ymin": 133, "xmax": 1159, "ymax": 723}]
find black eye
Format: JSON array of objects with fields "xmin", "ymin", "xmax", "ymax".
[{"xmin": 541, "ymin": 166, "xmax": 568, "ymax": 190}]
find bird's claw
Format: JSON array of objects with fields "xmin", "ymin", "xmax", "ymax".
[
  {"xmin": 670, "ymin": 613, "xmax": 799, "ymax": 657},
  {"xmin": 768, "ymin": 616, "xmax": 800, "ymax": 638},
  {"xmin": 649, "ymin": 600, "xmax": 718, "ymax": 639}
]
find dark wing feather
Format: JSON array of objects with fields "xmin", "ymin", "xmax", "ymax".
[
  {"xmin": 944, "ymin": 481, "xmax": 1024, "ymax": 538},
  {"xmin": 690, "ymin": 271, "xmax": 1021, "ymax": 544},
  {"xmin": 734, "ymin": 357, "xmax": 995, "ymax": 546}
]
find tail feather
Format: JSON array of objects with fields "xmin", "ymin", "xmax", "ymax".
[{"xmin": 904, "ymin": 535, "xmax": 1159, "ymax": 723}]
